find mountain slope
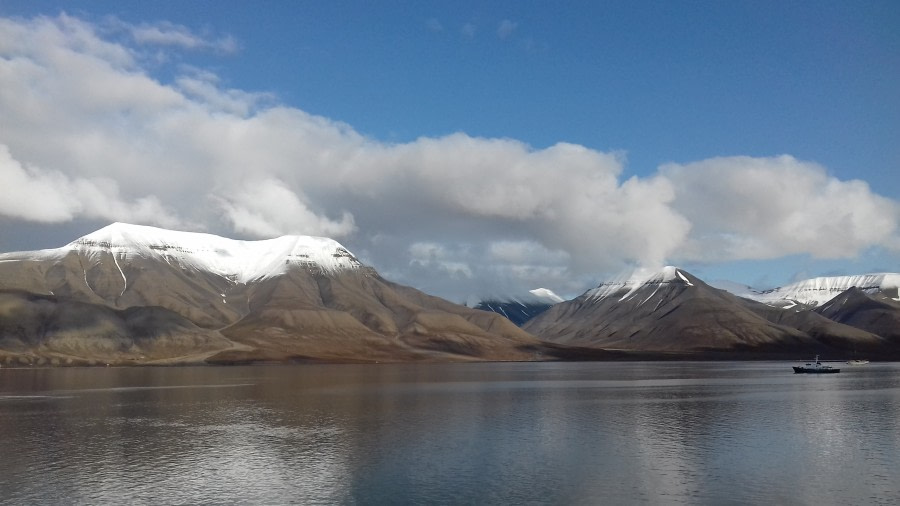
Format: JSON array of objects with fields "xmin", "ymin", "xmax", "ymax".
[
  {"xmin": 740, "ymin": 273, "xmax": 900, "ymax": 309},
  {"xmin": 0, "ymin": 223, "xmax": 545, "ymax": 364},
  {"xmin": 217, "ymin": 268, "xmax": 546, "ymax": 362},
  {"xmin": 474, "ymin": 288, "xmax": 564, "ymax": 326},
  {"xmin": 814, "ymin": 287, "xmax": 900, "ymax": 344},
  {"xmin": 740, "ymin": 296, "xmax": 890, "ymax": 352},
  {"xmin": 524, "ymin": 267, "xmax": 817, "ymax": 353},
  {"xmin": 0, "ymin": 289, "xmax": 243, "ymax": 365},
  {"xmin": 524, "ymin": 267, "xmax": 889, "ymax": 354}
]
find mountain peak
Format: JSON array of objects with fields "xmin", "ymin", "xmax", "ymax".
[
  {"xmin": 22, "ymin": 222, "xmax": 363, "ymax": 282},
  {"xmin": 587, "ymin": 266, "xmax": 695, "ymax": 302}
]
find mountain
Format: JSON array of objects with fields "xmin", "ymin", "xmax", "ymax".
[
  {"xmin": 721, "ymin": 272, "xmax": 900, "ymax": 354},
  {"xmin": 738, "ymin": 273, "xmax": 900, "ymax": 309},
  {"xmin": 473, "ymin": 288, "xmax": 564, "ymax": 326},
  {"xmin": 0, "ymin": 223, "xmax": 549, "ymax": 365},
  {"xmin": 814, "ymin": 287, "xmax": 900, "ymax": 344},
  {"xmin": 523, "ymin": 266, "xmax": 895, "ymax": 356},
  {"xmin": 0, "ymin": 289, "xmax": 240, "ymax": 366}
]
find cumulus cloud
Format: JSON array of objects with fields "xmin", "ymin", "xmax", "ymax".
[
  {"xmin": 662, "ymin": 156, "xmax": 900, "ymax": 261},
  {"xmin": 216, "ymin": 178, "xmax": 356, "ymax": 238},
  {"xmin": 175, "ymin": 68, "xmax": 274, "ymax": 116},
  {"xmin": 0, "ymin": 145, "xmax": 180, "ymax": 226},
  {"xmin": 0, "ymin": 14, "xmax": 898, "ymax": 301}
]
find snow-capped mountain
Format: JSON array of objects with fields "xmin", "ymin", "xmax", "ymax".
[
  {"xmin": 586, "ymin": 265, "xmax": 694, "ymax": 302},
  {"xmin": 0, "ymin": 222, "xmax": 362, "ymax": 283},
  {"xmin": 473, "ymin": 288, "xmax": 565, "ymax": 326},
  {"xmin": 0, "ymin": 223, "xmax": 547, "ymax": 365},
  {"xmin": 525, "ymin": 266, "xmax": 808, "ymax": 352},
  {"xmin": 814, "ymin": 287, "xmax": 900, "ymax": 343},
  {"xmin": 524, "ymin": 266, "xmax": 897, "ymax": 356},
  {"xmin": 738, "ymin": 273, "xmax": 900, "ymax": 309}
]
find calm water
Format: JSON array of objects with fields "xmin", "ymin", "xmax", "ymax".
[{"xmin": 1, "ymin": 362, "xmax": 899, "ymax": 505}]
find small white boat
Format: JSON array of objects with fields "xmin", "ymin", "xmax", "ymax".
[{"xmin": 846, "ymin": 359, "xmax": 869, "ymax": 366}]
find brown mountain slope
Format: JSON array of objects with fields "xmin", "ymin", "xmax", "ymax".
[
  {"xmin": 0, "ymin": 225, "xmax": 546, "ymax": 364},
  {"xmin": 742, "ymin": 296, "xmax": 891, "ymax": 353},
  {"xmin": 0, "ymin": 249, "xmax": 246, "ymax": 328},
  {"xmin": 525, "ymin": 268, "xmax": 824, "ymax": 354},
  {"xmin": 215, "ymin": 268, "xmax": 545, "ymax": 362},
  {"xmin": 814, "ymin": 287, "xmax": 900, "ymax": 344},
  {"xmin": 0, "ymin": 289, "xmax": 241, "ymax": 366}
]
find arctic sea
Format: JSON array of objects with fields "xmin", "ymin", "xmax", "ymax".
[{"xmin": 2, "ymin": 361, "xmax": 898, "ymax": 505}]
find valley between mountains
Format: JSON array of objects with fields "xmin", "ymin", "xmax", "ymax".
[{"xmin": 1, "ymin": 223, "xmax": 898, "ymax": 365}]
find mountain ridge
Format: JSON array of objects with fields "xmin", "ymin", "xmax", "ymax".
[
  {"xmin": 3, "ymin": 227, "xmax": 899, "ymax": 364},
  {"xmin": 729, "ymin": 273, "xmax": 900, "ymax": 309},
  {"xmin": 523, "ymin": 266, "xmax": 900, "ymax": 358},
  {"xmin": 0, "ymin": 222, "xmax": 362, "ymax": 284},
  {"xmin": 0, "ymin": 223, "xmax": 553, "ymax": 365}
]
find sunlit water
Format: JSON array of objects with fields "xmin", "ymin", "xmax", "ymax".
[{"xmin": 2, "ymin": 362, "xmax": 899, "ymax": 505}]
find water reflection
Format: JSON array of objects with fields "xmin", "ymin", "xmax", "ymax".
[{"xmin": 2, "ymin": 362, "xmax": 900, "ymax": 504}]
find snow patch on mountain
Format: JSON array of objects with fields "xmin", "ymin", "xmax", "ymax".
[
  {"xmin": 471, "ymin": 287, "xmax": 565, "ymax": 307},
  {"xmin": 738, "ymin": 273, "xmax": 900, "ymax": 307},
  {"xmin": 0, "ymin": 222, "xmax": 362, "ymax": 282},
  {"xmin": 587, "ymin": 266, "xmax": 690, "ymax": 302},
  {"xmin": 528, "ymin": 288, "xmax": 565, "ymax": 304}
]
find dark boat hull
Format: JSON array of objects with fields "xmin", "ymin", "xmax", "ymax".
[{"xmin": 793, "ymin": 366, "xmax": 840, "ymax": 374}]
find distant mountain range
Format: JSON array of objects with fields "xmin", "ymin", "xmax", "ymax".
[
  {"xmin": 519, "ymin": 267, "xmax": 900, "ymax": 358},
  {"xmin": 2, "ymin": 224, "xmax": 898, "ymax": 365}
]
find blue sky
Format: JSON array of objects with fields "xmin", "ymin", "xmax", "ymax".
[{"xmin": 0, "ymin": 1, "xmax": 898, "ymax": 300}]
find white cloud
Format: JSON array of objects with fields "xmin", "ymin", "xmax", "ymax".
[
  {"xmin": 497, "ymin": 20, "xmax": 518, "ymax": 39},
  {"xmin": 175, "ymin": 68, "xmax": 274, "ymax": 116},
  {"xmin": 425, "ymin": 18, "xmax": 443, "ymax": 33},
  {"xmin": 662, "ymin": 156, "xmax": 900, "ymax": 261},
  {"xmin": 409, "ymin": 242, "xmax": 473, "ymax": 278},
  {"xmin": 0, "ymin": 144, "xmax": 180, "ymax": 226},
  {"xmin": 461, "ymin": 22, "xmax": 476, "ymax": 40},
  {"xmin": 216, "ymin": 178, "xmax": 356, "ymax": 238},
  {"xmin": 0, "ymin": 145, "xmax": 83, "ymax": 222},
  {"xmin": 127, "ymin": 20, "xmax": 238, "ymax": 53},
  {"xmin": 0, "ymin": 14, "xmax": 898, "ymax": 301},
  {"xmin": 488, "ymin": 240, "xmax": 569, "ymax": 265}
]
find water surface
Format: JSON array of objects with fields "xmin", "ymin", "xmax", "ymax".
[{"xmin": 2, "ymin": 362, "xmax": 898, "ymax": 504}]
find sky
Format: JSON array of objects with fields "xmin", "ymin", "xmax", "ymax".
[{"xmin": 1, "ymin": 1, "xmax": 898, "ymax": 302}]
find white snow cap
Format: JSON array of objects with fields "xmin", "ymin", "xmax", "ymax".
[
  {"xmin": 529, "ymin": 288, "xmax": 565, "ymax": 304},
  {"xmin": 3, "ymin": 222, "xmax": 362, "ymax": 282},
  {"xmin": 469, "ymin": 287, "xmax": 565, "ymax": 307},
  {"xmin": 745, "ymin": 273, "xmax": 900, "ymax": 307},
  {"xmin": 587, "ymin": 266, "xmax": 692, "ymax": 302}
]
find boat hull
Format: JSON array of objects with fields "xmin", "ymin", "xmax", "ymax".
[{"xmin": 793, "ymin": 366, "xmax": 840, "ymax": 374}]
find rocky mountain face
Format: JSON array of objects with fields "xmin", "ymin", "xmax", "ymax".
[
  {"xmin": 523, "ymin": 267, "xmax": 900, "ymax": 358},
  {"xmin": 473, "ymin": 288, "xmax": 563, "ymax": 326},
  {"xmin": 813, "ymin": 287, "xmax": 900, "ymax": 344},
  {"xmin": 0, "ymin": 223, "xmax": 547, "ymax": 365}
]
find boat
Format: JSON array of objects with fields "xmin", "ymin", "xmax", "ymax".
[
  {"xmin": 846, "ymin": 359, "xmax": 869, "ymax": 366},
  {"xmin": 793, "ymin": 355, "xmax": 840, "ymax": 374}
]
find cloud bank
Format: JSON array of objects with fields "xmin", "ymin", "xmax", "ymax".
[{"xmin": 1, "ymin": 14, "xmax": 898, "ymax": 300}]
